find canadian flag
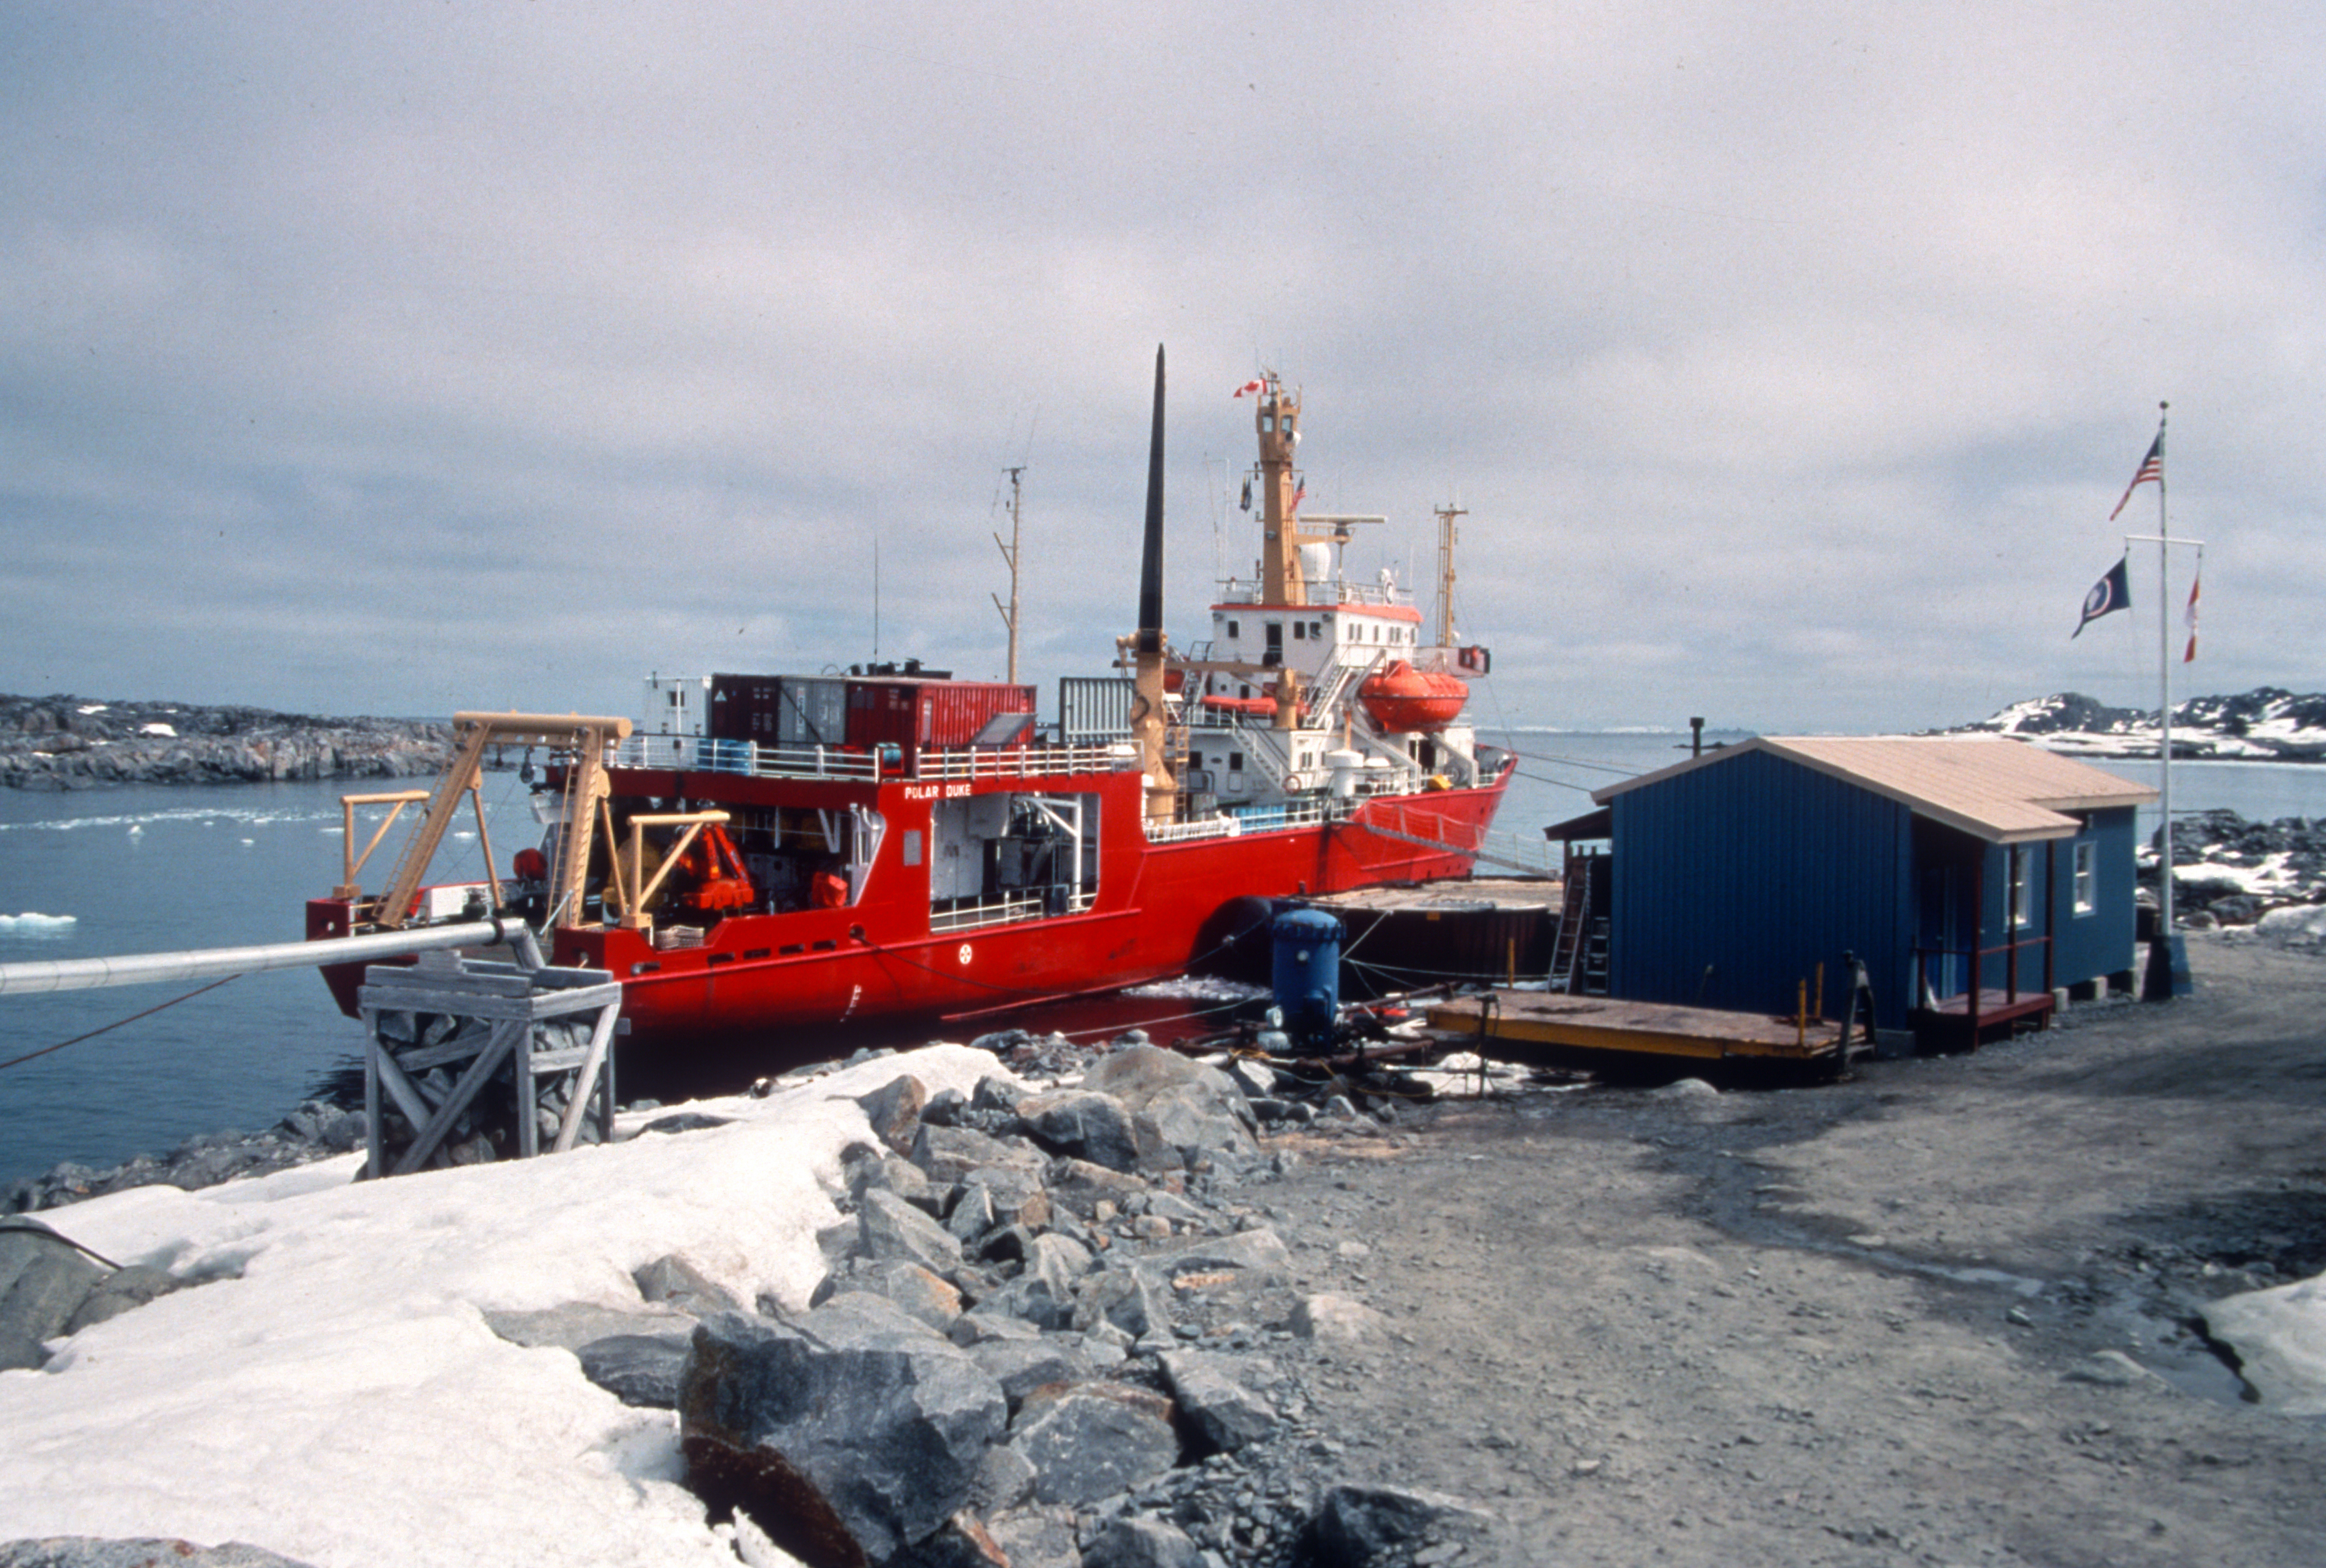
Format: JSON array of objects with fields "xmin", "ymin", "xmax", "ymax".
[
  {"xmin": 2183, "ymin": 572, "xmax": 2201, "ymax": 663},
  {"xmin": 1233, "ymin": 380, "xmax": 1264, "ymax": 398}
]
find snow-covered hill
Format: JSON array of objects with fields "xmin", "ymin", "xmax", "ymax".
[{"xmin": 1954, "ymin": 688, "xmax": 2326, "ymax": 761}]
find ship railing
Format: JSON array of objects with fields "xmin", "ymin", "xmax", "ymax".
[
  {"xmin": 914, "ymin": 742, "xmax": 1139, "ymax": 782},
  {"xmin": 929, "ymin": 888, "xmax": 1098, "ymax": 933},
  {"xmin": 606, "ymin": 736, "xmax": 1139, "ymax": 784},
  {"xmin": 1145, "ymin": 796, "xmax": 1351, "ymax": 845}
]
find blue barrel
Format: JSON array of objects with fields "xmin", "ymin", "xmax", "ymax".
[{"xmin": 1271, "ymin": 906, "xmax": 1344, "ymax": 1049}]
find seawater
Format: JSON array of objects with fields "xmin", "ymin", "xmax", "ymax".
[{"xmin": 3, "ymin": 735, "xmax": 2320, "ymax": 1181}]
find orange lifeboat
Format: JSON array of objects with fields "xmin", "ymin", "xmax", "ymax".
[{"xmin": 1358, "ymin": 660, "xmax": 1468, "ymax": 732}]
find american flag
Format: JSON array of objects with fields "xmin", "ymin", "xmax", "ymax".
[{"xmin": 2108, "ymin": 431, "xmax": 2164, "ymax": 520}]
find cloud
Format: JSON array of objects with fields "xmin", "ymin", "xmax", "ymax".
[{"xmin": 1, "ymin": 1, "xmax": 2320, "ymax": 737}]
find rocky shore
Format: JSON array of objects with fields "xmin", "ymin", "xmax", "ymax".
[
  {"xmin": 0, "ymin": 694, "xmax": 453, "ymax": 790},
  {"xmin": 1959, "ymin": 686, "xmax": 2326, "ymax": 761}
]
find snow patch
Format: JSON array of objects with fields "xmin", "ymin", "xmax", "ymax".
[
  {"xmin": 2204, "ymin": 1272, "xmax": 2326, "ymax": 1414},
  {"xmin": 0, "ymin": 1044, "xmax": 1007, "ymax": 1568},
  {"xmin": 139, "ymin": 721, "xmax": 178, "ymax": 737}
]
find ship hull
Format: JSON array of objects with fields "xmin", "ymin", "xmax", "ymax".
[{"xmin": 311, "ymin": 761, "xmax": 1511, "ymax": 1060}]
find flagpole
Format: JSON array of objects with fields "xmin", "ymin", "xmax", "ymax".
[{"xmin": 2154, "ymin": 401, "xmax": 2172, "ymax": 942}]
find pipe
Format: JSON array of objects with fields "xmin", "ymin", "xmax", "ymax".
[{"xmin": 0, "ymin": 918, "xmax": 542, "ymax": 998}]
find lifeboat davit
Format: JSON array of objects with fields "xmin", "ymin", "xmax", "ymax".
[{"xmin": 1359, "ymin": 660, "xmax": 1468, "ymax": 732}]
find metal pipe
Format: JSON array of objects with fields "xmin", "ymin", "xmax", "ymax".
[{"xmin": 0, "ymin": 918, "xmax": 539, "ymax": 997}]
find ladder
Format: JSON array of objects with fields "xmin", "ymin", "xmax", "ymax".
[{"xmin": 1550, "ymin": 850, "xmax": 1596, "ymax": 993}]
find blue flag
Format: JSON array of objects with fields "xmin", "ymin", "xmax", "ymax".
[{"xmin": 2073, "ymin": 556, "xmax": 2130, "ymax": 638}]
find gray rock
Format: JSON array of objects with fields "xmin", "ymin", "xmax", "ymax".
[
  {"xmin": 1018, "ymin": 1089, "xmax": 1143, "ymax": 1172},
  {"xmin": 1081, "ymin": 1516, "xmax": 1207, "ymax": 1568},
  {"xmin": 1023, "ymin": 1232, "xmax": 1096, "ymax": 1296},
  {"xmin": 319, "ymin": 1111, "xmax": 368, "ymax": 1153},
  {"xmin": 632, "ymin": 1253, "xmax": 743, "ymax": 1316},
  {"xmin": 972, "ymin": 1270, "xmax": 1078, "ymax": 1332},
  {"xmin": 1289, "ymin": 1293, "xmax": 1389, "ymax": 1347},
  {"xmin": 973, "ymin": 1075, "xmax": 1030, "ymax": 1116},
  {"xmin": 858, "ymin": 1074, "xmax": 930, "ymax": 1156},
  {"xmin": 949, "ymin": 1311, "xmax": 1041, "ymax": 1348},
  {"xmin": 0, "ymin": 1222, "xmax": 105, "ymax": 1370},
  {"xmin": 861, "ymin": 1187, "xmax": 965, "ymax": 1274},
  {"xmin": 1008, "ymin": 1380, "xmax": 1181, "ymax": 1506},
  {"xmin": 679, "ymin": 1300, "xmax": 1007, "ymax": 1567},
  {"xmin": 921, "ymin": 1087, "xmax": 970, "ymax": 1127},
  {"xmin": 892, "ymin": 1510, "xmax": 1009, "ymax": 1567},
  {"xmin": 1135, "ymin": 1086, "xmax": 1259, "ymax": 1174},
  {"xmin": 852, "ymin": 1260, "xmax": 966, "ymax": 1332},
  {"xmin": 1073, "ymin": 1270, "xmax": 1173, "ymax": 1340},
  {"xmin": 1306, "ymin": 1484, "xmax": 1495, "ymax": 1567},
  {"xmin": 1046, "ymin": 1159, "xmax": 1152, "ymax": 1220},
  {"xmin": 969, "ymin": 1441, "xmax": 1039, "ymax": 1512},
  {"xmin": 984, "ymin": 1505, "xmax": 1081, "ymax": 1568},
  {"xmin": 1081, "ymin": 1047, "xmax": 1247, "ymax": 1122},
  {"xmin": 0, "ymin": 1540, "xmax": 318, "ymax": 1568},
  {"xmin": 945, "ymin": 1182, "xmax": 997, "ymax": 1243},
  {"xmin": 1158, "ymin": 1348, "xmax": 1278, "ymax": 1452},
  {"xmin": 1138, "ymin": 1227, "xmax": 1293, "ymax": 1289},
  {"xmin": 62, "ymin": 1265, "xmax": 180, "ymax": 1334},
  {"xmin": 913, "ymin": 1124, "xmax": 1043, "ymax": 1185},
  {"xmin": 577, "ymin": 1331, "xmax": 694, "ymax": 1409},
  {"xmin": 967, "ymin": 1335, "xmax": 1093, "ymax": 1410},
  {"xmin": 482, "ymin": 1300, "xmax": 694, "ymax": 1351}
]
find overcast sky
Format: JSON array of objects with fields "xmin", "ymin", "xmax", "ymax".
[{"xmin": 3, "ymin": 2, "xmax": 2319, "ymax": 734}]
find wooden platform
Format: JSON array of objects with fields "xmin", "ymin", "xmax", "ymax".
[
  {"xmin": 1427, "ymin": 989, "xmax": 1850, "ymax": 1068},
  {"xmin": 1912, "ymin": 987, "xmax": 2054, "ymax": 1050}
]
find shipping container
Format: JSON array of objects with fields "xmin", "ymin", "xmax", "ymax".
[
  {"xmin": 1058, "ymin": 677, "xmax": 1135, "ymax": 743},
  {"xmin": 708, "ymin": 674, "xmax": 851, "ymax": 746},
  {"xmin": 844, "ymin": 679, "xmax": 1036, "ymax": 750}
]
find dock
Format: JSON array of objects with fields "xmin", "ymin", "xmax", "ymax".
[
  {"xmin": 1310, "ymin": 877, "xmax": 1558, "ymax": 990},
  {"xmin": 1426, "ymin": 988, "xmax": 1855, "ymax": 1072}
]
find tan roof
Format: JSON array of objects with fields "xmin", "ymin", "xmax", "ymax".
[{"xmin": 1591, "ymin": 734, "xmax": 2157, "ymax": 844}]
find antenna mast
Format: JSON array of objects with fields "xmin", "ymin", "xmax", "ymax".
[
  {"xmin": 1434, "ymin": 502, "xmax": 1467, "ymax": 647},
  {"xmin": 993, "ymin": 466, "xmax": 1025, "ymax": 683}
]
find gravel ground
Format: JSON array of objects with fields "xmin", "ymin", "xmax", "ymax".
[{"xmin": 1249, "ymin": 931, "xmax": 2326, "ymax": 1567}]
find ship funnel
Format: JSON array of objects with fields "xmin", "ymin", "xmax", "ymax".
[{"xmin": 1137, "ymin": 343, "xmax": 1165, "ymax": 652}]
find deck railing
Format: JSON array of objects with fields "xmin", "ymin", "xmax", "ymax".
[
  {"xmin": 929, "ymin": 889, "xmax": 1098, "ymax": 934},
  {"xmin": 1913, "ymin": 933, "xmax": 2054, "ymax": 1033},
  {"xmin": 607, "ymin": 736, "xmax": 1139, "ymax": 784}
]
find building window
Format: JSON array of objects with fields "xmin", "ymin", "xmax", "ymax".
[
  {"xmin": 1293, "ymin": 622, "xmax": 1306, "ymax": 641},
  {"xmin": 2010, "ymin": 852, "xmax": 2032, "ymax": 929},
  {"xmin": 1229, "ymin": 753, "xmax": 1243, "ymax": 772},
  {"xmin": 1226, "ymin": 620, "xmax": 1239, "ymax": 639},
  {"xmin": 2072, "ymin": 839, "xmax": 2096, "ymax": 916}
]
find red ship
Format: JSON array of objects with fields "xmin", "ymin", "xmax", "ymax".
[{"xmin": 309, "ymin": 352, "xmax": 1514, "ymax": 1054}]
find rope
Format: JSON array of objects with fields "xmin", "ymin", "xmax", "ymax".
[{"xmin": 0, "ymin": 974, "xmax": 242, "ymax": 1074}]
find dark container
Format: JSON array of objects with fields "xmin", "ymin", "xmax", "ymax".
[
  {"xmin": 708, "ymin": 674, "xmax": 850, "ymax": 746},
  {"xmin": 844, "ymin": 679, "xmax": 1036, "ymax": 750},
  {"xmin": 1271, "ymin": 906, "xmax": 1344, "ymax": 1050}
]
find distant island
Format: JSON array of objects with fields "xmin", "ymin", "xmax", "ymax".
[
  {"xmin": 1954, "ymin": 688, "xmax": 2326, "ymax": 762},
  {"xmin": 0, "ymin": 694, "xmax": 454, "ymax": 790}
]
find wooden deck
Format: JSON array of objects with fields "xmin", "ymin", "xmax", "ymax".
[
  {"xmin": 1427, "ymin": 990, "xmax": 1850, "ymax": 1068},
  {"xmin": 1912, "ymin": 987, "xmax": 2054, "ymax": 1049}
]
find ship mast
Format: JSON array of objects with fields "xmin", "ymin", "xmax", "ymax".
[
  {"xmin": 993, "ymin": 465, "xmax": 1024, "ymax": 684},
  {"xmin": 1434, "ymin": 502, "xmax": 1466, "ymax": 648},
  {"xmin": 1129, "ymin": 346, "xmax": 1178, "ymax": 818}
]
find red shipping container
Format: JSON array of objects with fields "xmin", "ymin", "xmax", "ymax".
[{"xmin": 844, "ymin": 679, "xmax": 1036, "ymax": 749}]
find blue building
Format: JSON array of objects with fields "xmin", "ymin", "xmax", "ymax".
[{"xmin": 1582, "ymin": 737, "xmax": 2156, "ymax": 1043}]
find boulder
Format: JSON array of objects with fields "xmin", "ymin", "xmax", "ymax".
[
  {"xmin": 912, "ymin": 1124, "xmax": 1043, "ymax": 1185},
  {"xmin": 1289, "ymin": 1293, "xmax": 1390, "ymax": 1348},
  {"xmin": 1135, "ymin": 1084, "xmax": 1260, "ymax": 1174},
  {"xmin": 1305, "ymin": 1484, "xmax": 1496, "ymax": 1567},
  {"xmin": 482, "ymin": 1300, "xmax": 694, "ymax": 1352},
  {"xmin": 889, "ymin": 1511, "xmax": 1007, "ymax": 1568},
  {"xmin": 60, "ymin": 1264, "xmax": 180, "ymax": 1334},
  {"xmin": 1157, "ymin": 1348, "xmax": 1278, "ymax": 1452},
  {"xmin": 679, "ymin": 1301, "xmax": 1007, "ymax": 1567},
  {"xmin": 944, "ymin": 1183, "xmax": 996, "ymax": 1244},
  {"xmin": 1007, "ymin": 1380, "xmax": 1180, "ymax": 1506},
  {"xmin": 1015, "ymin": 1090, "xmax": 1142, "ymax": 1172},
  {"xmin": 958, "ymin": 1164, "xmax": 1051, "ymax": 1231},
  {"xmin": 633, "ymin": 1254, "xmax": 743, "ymax": 1316},
  {"xmin": 577, "ymin": 1331, "xmax": 694, "ymax": 1409},
  {"xmin": 858, "ymin": 1074, "xmax": 930, "ymax": 1156},
  {"xmin": 1080, "ymin": 1517, "xmax": 1207, "ymax": 1568},
  {"xmin": 965, "ymin": 1335, "xmax": 1092, "ymax": 1410},
  {"xmin": 0, "ymin": 1221, "xmax": 105, "ymax": 1370},
  {"xmin": 1138, "ymin": 1227, "xmax": 1293, "ymax": 1289},
  {"xmin": 1044, "ymin": 1159, "xmax": 1151, "ymax": 1220},
  {"xmin": 1080, "ymin": 1047, "xmax": 1245, "ymax": 1120},
  {"xmin": 1071, "ymin": 1270, "xmax": 1172, "ymax": 1340},
  {"xmin": 981, "ymin": 1506, "xmax": 1079, "ymax": 1568},
  {"xmin": 860, "ymin": 1188, "xmax": 965, "ymax": 1274},
  {"xmin": 825, "ymin": 1261, "xmax": 964, "ymax": 1333}
]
